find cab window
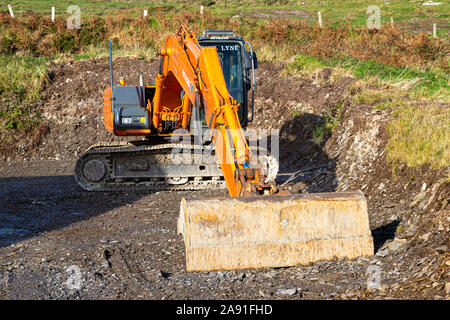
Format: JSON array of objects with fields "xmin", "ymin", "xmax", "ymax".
[{"xmin": 214, "ymin": 44, "xmax": 244, "ymax": 105}]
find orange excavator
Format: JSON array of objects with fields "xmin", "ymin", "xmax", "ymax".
[{"xmin": 75, "ymin": 26, "xmax": 373, "ymax": 271}]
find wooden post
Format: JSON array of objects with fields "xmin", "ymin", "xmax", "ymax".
[
  {"xmin": 433, "ymin": 23, "xmax": 437, "ymax": 38},
  {"xmin": 8, "ymin": 4, "xmax": 14, "ymax": 18},
  {"xmin": 390, "ymin": 16, "xmax": 394, "ymax": 28},
  {"xmin": 200, "ymin": 5, "xmax": 204, "ymax": 17},
  {"xmin": 318, "ymin": 11, "xmax": 322, "ymax": 28},
  {"xmin": 51, "ymin": 7, "xmax": 55, "ymax": 22},
  {"xmin": 143, "ymin": 9, "xmax": 148, "ymax": 17}
]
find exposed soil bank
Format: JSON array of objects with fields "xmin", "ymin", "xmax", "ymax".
[{"xmin": 0, "ymin": 58, "xmax": 448, "ymax": 299}]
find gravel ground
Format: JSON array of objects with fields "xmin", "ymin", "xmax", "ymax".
[{"xmin": 0, "ymin": 159, "xmax": 447, "ymax": 300}]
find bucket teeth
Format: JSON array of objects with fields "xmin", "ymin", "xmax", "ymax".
[{"xmin": 178, "ymin": 191, "xmax": 374, "ymax": 271}]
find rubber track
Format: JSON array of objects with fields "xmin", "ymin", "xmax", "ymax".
[{"xmin": 74, "ymin": 141, "xmax": 228, "ymax": 192}]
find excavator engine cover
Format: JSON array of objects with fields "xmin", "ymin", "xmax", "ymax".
[
  {"xmin": 177, "ymin": 191, "xmax": 374, "ymax": 271},
  {"xmin": 114, "ymin": 106, "xmax": 150, "ymax": 131},
  {"xmin": 111, "ymin": 86, "xmax": 151, "ymax": 132}
]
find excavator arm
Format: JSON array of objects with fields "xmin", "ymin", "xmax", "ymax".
[
  {"xmin": 152, "ymin": 27, "xmax": 374, "ymax": 271},
  {"xmin": 153, "ymin": 26, "xmax": 276, "ymax": 197}
]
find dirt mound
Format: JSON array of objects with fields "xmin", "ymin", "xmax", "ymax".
[
  {"xmin": 250, "ymin": 63, "xmax": 449, "ymax": 298},
  {"xmin": 11, "ymin": 57, "xmax": 158, "ymax": 161},
  {"xmin": 250, "ymin": 63, "xmax": 355, "ymax": 180},
  {"xmin": 40, "ymin": 57, "xmax": 159, "ymax": 160}
]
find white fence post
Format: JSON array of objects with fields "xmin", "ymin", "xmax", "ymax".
[
  {"xmin": 432, "ymin": 23, "xmax": 437, "ymax": 38},
  {"xmin": 143, "ymin": 9, "xmax": 148, "ymax": 17},
  {"xmin": 8, "ymin": 4, "xmax": 14, "ymax": 18},
  {"xmin": 318, "ymin": 11, "xmax": 322, "ymax": 28},
  {"xmin": 51, "ymin": 7, "xmax": 55, "ymax": 22}
]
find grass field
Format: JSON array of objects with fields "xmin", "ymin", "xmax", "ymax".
[
  {"xmin": 0, "ymin": 1, "xmax": 448, "ymax": 168},
  {"xmin": 285, "ymin": 54, "xmax": 449, "ymax": 98},
  {"xmin": 2, "ymin": 0, "xmax": 449, "ymax": 28}
]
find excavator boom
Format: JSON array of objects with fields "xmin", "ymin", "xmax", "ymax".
[{"xmin": 153, "ymin": 27, "xmax": 272, "ymax": 197}]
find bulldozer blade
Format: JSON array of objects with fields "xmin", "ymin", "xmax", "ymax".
[{"xmin": 177, "ymin": 191, "xmax": 374, "ymax": 271}]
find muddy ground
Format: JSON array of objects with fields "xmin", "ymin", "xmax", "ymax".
[{"xmin": 0, "ymin": 58, "xmax": 448, "ymax": 300}]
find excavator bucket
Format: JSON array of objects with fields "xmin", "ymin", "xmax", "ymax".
[{"xmin": 177, "ymin": 191, "xmax": 374, "ymax": 271}]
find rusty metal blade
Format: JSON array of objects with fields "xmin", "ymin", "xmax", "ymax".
[{"xmin": 177, "ymin": 191, "xmax": 374, "ymax": 271}]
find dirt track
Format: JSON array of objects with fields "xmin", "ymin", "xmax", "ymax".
[{"xmin": 0, "ymin": 58, "xmax": 448, "ymax": 300}]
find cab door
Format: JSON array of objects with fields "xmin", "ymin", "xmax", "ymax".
[{"xmin": 198, "ymin": 40, "xmax": 248, "ymax": 128}]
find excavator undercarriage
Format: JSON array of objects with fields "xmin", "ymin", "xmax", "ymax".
[{"xmin": 75, "ymin": 141, "xmax": 278, "ymax": 192}]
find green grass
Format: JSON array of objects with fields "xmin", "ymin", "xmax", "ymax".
[
  {"xmin": 214, "ymin": 0, "xmax": 448, "ymax": 21},
  {"xmin": 0, "ymin": 55, "xmax": 49, "ymax": 101},
  {"xmin": 386, "ymin": 104, "xmax": 449, "ymax": 169},
  {"xmin": 61, "ymin": 46, "xmax": 157, "ymax": 62},
  {"xmin": 339, "ymin": 58, "xmax": 448, "ymax": 96},
  {"xmin": 0, "ymin": 55, "xmax": 49, "ymax": 129},
  {"xmin": 312, "ymin": 109, "xmax": 339, "ymax": 145},
  {"xmin": 285, "ymin": 54, "xmax": 326, "ymax": 73},
  {"xmin": 285, "ymin": 52, "xmax": 449, "ymax": 169},
  {"xmin": 3, "ymin": 0, "xmax": 448, "ymax": 30},
  {"xmin": 286, "ymin": 54, "xmax": 449, "ymax": 97}
]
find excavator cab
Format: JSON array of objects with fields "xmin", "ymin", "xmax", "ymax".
[{"xmin": 198, "ymin": 30, "xmax": 257, "ymax": 128}]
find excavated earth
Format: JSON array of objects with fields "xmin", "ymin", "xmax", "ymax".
[{"xmin": 0, "ymin": 57, "xmax": 448, "ymax": 300}]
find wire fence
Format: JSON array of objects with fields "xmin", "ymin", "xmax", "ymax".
[
  {"xmin": 2, "ymin": 3, "xmax": 449, "ymax": 38},
  {"xmin": 235, "ymin": 10, "xmax": 449, "ymax": 37}
]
